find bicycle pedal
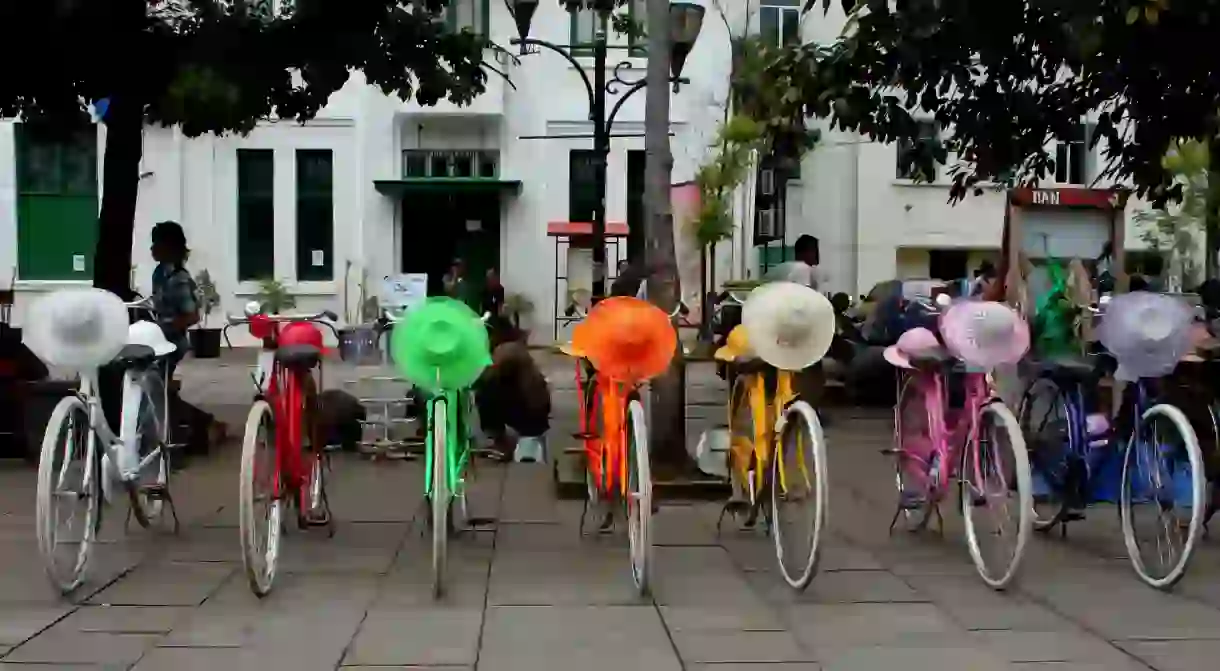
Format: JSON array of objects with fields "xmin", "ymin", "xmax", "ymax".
[
  {"xmin": 879, "ymin": 448, "xmax": 899, "ymax": 455},
  {"xmin": 721, "ymin": 500, "xmax": 750, "ymax": 515},
  {"xmin": 572, "ymin": 432, "xmax": 598, "ymax": 440},
  {"xmin": 140, "ymin": 485, "xmax": 171, "ymax": 501},
  {"xmin": 1062, "ymin": 509, "xmax": 1087, "ymax": 522}
]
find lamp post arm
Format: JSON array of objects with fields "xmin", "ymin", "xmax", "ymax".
[
  {"xmin": 605, "ymin": 75, "xmax": 689, "ymax": 138},
  {"xmin": 509, "ymin": 37, "xmax": 597, "ymax": 113}
]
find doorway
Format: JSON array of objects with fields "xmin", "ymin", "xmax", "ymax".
[
  {"xmin": 626, "ymin": 151, "xmax": 646, "ymax": 262},
  {"xmin": 400, "ymin": 191, "xmax": 501, "ymax": 303}
]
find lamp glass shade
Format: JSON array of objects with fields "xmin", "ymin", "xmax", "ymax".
[{"xmin": 508, "ymin": 0, "xmax": 540, "ymax": 39}]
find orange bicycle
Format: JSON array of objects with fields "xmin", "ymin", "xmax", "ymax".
[{"xmin": 561, "ymin": 297, "xmax": 678, "ymax": 596}]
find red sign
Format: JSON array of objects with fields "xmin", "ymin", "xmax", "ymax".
[{"xmin": 1010, "ymin": 187, "xmax": 1128, "ymax": 210}]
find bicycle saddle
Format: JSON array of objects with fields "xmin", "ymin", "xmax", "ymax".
[
  {"xmin": 275, "ymin": 344, "xmax": 321, "ymax": 370},
  {"xmin": 1035, "ymin": 356, "xmax": 1099, "ymax": 380},
  {"xmin": 907, "ymin": 348, "xmax": 952, "ymax": 368},
  {"xmin": 112, "ymin": 344, "xmax": 158, "ymax": 369}
]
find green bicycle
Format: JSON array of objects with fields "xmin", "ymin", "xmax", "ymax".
[{"xmin": 390, "ymin": 298, "xmax": 492, "ymax": 599}]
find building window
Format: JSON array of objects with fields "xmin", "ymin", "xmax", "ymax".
[
  {"xmin": 760, "ymin": 0, "xmax": 801, "ymax": 48},
  {"xmin": 237, "ymin": 149, "xmax": 275, "ymax": 281},
  {"xmin": 444, "ymin": 0, "xmax": 490, "ymax": 37},
  {"xmin": 296, "ymin": 150, "xmax": 334, "ymax": 281},
  {"xmin": 569, "ymin": 149, "xmax": 600, "ymax": 226},
  {"xmin": 896, "ymin": 120, "xmax": 940, "ymax": 180},
  {"xmin": 927, "ymin": 249, "xmax": 969, "ymax": 281},
  {"xmin": 15, "ymin": 125, "xmax": 98, "ymax": 280},
  {"xmin": 1055, "ymin": 122, "xmax": 1090, "ymax": 185}
]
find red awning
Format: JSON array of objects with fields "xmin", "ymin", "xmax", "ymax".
[{"xmin": 546, "ymin": 221, "xmax": 629, "ymax": 237}]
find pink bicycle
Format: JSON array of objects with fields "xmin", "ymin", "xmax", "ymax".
[{"xmin": 886, "ymin": 300, "xmax": 1033, "ymax": 590}]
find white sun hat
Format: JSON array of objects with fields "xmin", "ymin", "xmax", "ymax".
[
  {"xmin": 1097, "ymin": 291, "xmax": 1195, "ymax": 381},
  {"xmin": 126, "ymin": 320, "xmax": 178, "ymax": 357},
  {"xmin": 741, "ymin": 281, "xmax": 836, "ymax": 371},
  {"xmin": 23, "ymin": 288, "xmax": 130, "ymax": 372}
]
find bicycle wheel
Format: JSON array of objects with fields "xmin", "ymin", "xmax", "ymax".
[
  {"xmin": 1119, "ymin": 402, "xmax": 1205, "ymax": 589},
  {"xmin": 36, "ymin": 395, "xmax": 100, "ymax": 594},
  {"xmin": 625, "ymin": 398, "xmax": 652, "ymax": 595},
  {"xmin": 770, "ymin": 399, "xmax": 828, "ymax": 591},
  {"xmin": 431, "ymin": 398, "xmax": 449, "ymax": 599},
  {"xmin": 727, "ymin": 374, "xmax": 755, "ymax": 504},
  {"xmin": 961, "ymin": 401, "xmax": 1033, "ymax": 590},
  {"xmin": 127, "ymin": 372, "xmax": 169, "ymax": 528},
  {"xmin": 1016, "ymin": 377, "xmax": 1072, "ymax": 531},
  {"xmin": 239, "ymin": 400, "xmax": 281, "ymax": 597},
  {"xmin": 892, "ymin": 374, "xmax": 936, "ymax": 531}
]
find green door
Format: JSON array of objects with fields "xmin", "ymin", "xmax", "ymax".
[
  {"xmin": 400, "ymin": 191, "xmax": 501, "ymax": 307},
  {"xmin": 15, "ymin": 126, "xmax": 99, "ymax": 280}
]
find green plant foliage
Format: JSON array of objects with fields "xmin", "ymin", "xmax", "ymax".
[
  {"xmin": 1135, "ymin": 139, "xmax": 1210, "ymax": 288},
  {"xmin": 194, "ymin": 268, "xmax": 221, "ymax": 325},
  {"xmin": 767, "ymin": 0, "xmax": 1220, "ymax": 207},
  {"xmin": 254, "ymin": 277, "xmax": 297, "ymax": 315}
]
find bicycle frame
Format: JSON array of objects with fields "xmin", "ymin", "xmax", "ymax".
[
  {"xmin": 913, "ymin": 368, "xmax": 994, "ymax": 499},
  {"xmin": 730, "ymin": 367, "xmax": 797, "ymax": 499},
  {"xmin": 77, "ymin": 368, "xmax": 167, "ymax": 503},
  {"xmin": 424, "ymin": 389, "xmax": 474, "ymax": 501}
]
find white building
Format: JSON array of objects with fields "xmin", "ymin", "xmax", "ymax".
[{"xmin": 0, "ymin": 1, "xmax": 1160, "ymax": 344}]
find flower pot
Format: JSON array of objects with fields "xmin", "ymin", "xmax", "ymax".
[
  {"xmin": 190, "ymin": 328, "xmax": 222, "ymax": 359},
  {"xmin": 338, "ymin": 325, "xmax": 383, "ymax": 366}
]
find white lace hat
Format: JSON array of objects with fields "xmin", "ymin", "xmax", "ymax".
[
  {"xmin": 24, "ymin": 288, "xmax": 129, "ymax": 372},
  {"xmin": 741, "ymin": 281, "xmax": 836, "ymax": 371}
]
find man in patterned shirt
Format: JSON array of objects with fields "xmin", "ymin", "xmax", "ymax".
[{"xmin": 150, "ymin": 221, "xmax": 199, "ymax": 373}]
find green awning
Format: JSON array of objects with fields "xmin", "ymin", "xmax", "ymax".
[{"xmin": 374, "ymin": 178, "xmax": 522, "ymax": 197}]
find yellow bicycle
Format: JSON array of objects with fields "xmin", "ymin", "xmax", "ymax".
[{"xmin": 713, "ymin": 307, "xmax": 829, "ymax": 591}]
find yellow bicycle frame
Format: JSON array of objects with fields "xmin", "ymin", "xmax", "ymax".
[{"xmin": 728, "ymin": 366, "xmax": 798, "ymax": 497}]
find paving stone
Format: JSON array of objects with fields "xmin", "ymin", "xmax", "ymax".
[
  {"xmin": 974, "ymin": 629, "xmax": 1136, "ymax": 664},
  {"xmin": 818, "ymin": 644, "xmax": 1011, "ymax": 671},
  {"xmin": 343, "ymin": 609, "xmax": 483, "ymax": 666},
  {"xmin": 87, "ymin": 563, "xmax": 233, "ymax": 606},
  {"xmin": 0, "ymin": 606, "xmax": 74, "ymax": 645},
  {"xmin": 203, "ymin": 572, "xmax": 380, "ymax": 612},
  {"xmin": 479, "ymin": 606, "xmax": 681, "ymax": 671},
  {"xmin": 903, "ymin": 575, "xmax": 1070, "ymax": 631},
  {"xmin": 135, "ymin": 645, "xmax": 339, "ymax": 671},
  {"xmin": 2, "ymin": 632, "xmax": 159, "ymax": 665},
  {"xmin": 158, "ymin": 608, "xmax": 363, "ymax": 651},
  {"xmin": 658, "ymin": 605, "xmax": 786, "ymax": 632},
  {"xmin": 670, "ymin": 629, "xmax": 813, "ymax": 663},
  {"xmin": 788, "ymin": 603, "xmax": 969, "ymax": 656},
  {"xmin": 686, "ymin": 665, "xmax": 821, "ymax": 671},
  {"xmin": 753, "ymin": 569, "xmax": 927, "ymax": 604},
  {"xmin": 1115, "ymin": 639, "xmax": 1220, "ymax": 671},
  {"xmin": 52, "ymin": 606, "xmax": 190, "ymax": 635}
]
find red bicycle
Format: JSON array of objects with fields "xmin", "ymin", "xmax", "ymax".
[{"xmin": 224, "ymin": 305, "xmax": 339, "ymax": 596}]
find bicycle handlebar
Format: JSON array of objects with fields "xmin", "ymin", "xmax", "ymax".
[
  {"xmin": 564, "ymin": 299, "xmax": 688, "ymax": 321},
  {"xmin": 221, "ymin": 310, "xmax": 341, "ymax": 349}
]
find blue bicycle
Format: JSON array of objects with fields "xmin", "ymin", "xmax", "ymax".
[{"xmin": 1018, "ymin": 350, "xmax": 1206, "ymax": 589}]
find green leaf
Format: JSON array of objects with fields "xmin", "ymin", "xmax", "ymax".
[{"xmin": 1126, "ymin": 6, "xmax": 1141, "ymax": 24}]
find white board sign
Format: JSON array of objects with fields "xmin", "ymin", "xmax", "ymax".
[
  {"xmin": 382, "ymin": 273, "xmax": 428, "ymax": 310},
  {"xmin": 72, "ymin": 255, "xmax": 86, "ymax": 272}
]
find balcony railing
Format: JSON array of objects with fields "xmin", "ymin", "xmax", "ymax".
[{"xmin": 402, "ymin": 150, "xmax": 500, "ymax": 179}]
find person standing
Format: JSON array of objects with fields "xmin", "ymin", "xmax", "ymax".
[{"xmin": 764, "ymin": 234, "xmax": 820, "ymax": 288}]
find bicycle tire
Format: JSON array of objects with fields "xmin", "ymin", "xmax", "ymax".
[
  {"xmin": 1119, "ymin": 402, "xmax": 1205, "ymax": 590},
  {"xmin": 36, "ymin": 394, "xmax": 99, "ymax": 594},
  {"xmin": 126, "ymin": 373, "xmax": 169, "ymax": 529},
  {"xmin": 1016, "ymin": 377, "xmax": 1071, "ymax": 531},
  {"xmin": 892, "ymin": 374, "xmax": 936, "ymax": 531},
  {"xmin": 239, "ymin": 400, "xmax": 280, "ymax": 597},
  {"xmin": 961, "ymin": 401, "xmax": 1033, "ymax": 590},
  {"xmin": 431, "ymin": 398, "xmax": 449, "ymax": 600},
  {"xmin": 770, "ymin": 399, "xmax": 828, "ymax": 592},
  {"xmin": 625, "ymin": 398, "xmax": 652, "ymax": 596},
  {"xmin": 727, "ymin": 374, "xmax": 756, "ymax": 505}
]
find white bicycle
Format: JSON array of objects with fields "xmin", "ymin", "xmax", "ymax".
[{"xmin": 36, "ymin": 297, "xmax": 179, "ymax": 594}]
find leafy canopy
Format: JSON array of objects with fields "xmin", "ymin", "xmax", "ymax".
[
  {"xmin": 0, "ymin": 1, "xmax": 489, "ymax": 136},
  {"xmin": 770, "ymin": 0, "xmax": 1220, "ymax": 205}
]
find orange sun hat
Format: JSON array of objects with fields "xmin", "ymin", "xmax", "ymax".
[{"xmin": 572, "ymin": 296, "xmax": 677, "ymax": 383}]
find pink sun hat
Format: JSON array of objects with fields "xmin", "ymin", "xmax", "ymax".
[
  {"xmin": 939, "ymin": 300, "xmax": 1030, "ymax": 370},
  {"xmin": 884, "ymin": 327, "xmax": 942, "ymax": 369}
]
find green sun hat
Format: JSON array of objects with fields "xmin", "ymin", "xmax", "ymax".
[{"xmin": 390, "ymin": 297, "xmax": 491, "ymax": 393}]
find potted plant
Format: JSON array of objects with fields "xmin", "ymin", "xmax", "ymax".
[
  {"xmin": 253, "ymin": 277, "xmax": 296, "ymax": 314},
  {"xmin": 189, "ymin": 269, "xmax": 223, "ymax": 358},
  {"xmin": 337, "ymin": 268, "xmax": 382, "ymax": 365}
]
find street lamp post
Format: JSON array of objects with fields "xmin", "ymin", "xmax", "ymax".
[{"xmin": 507, "ymin": 0, "xmax": 705, "ymax": 300}]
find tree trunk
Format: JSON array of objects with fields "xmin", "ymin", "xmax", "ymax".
[
  {"xmin": 93, "ymin": 92, "xmax": 144, "ymax": 436},
  {"xmin": 644, "ymin": 0, "xmax": 689, "ymax": 471},
  {"xmin": 93, "ymin": 92, "xmax": 143, "ymax": 300}
]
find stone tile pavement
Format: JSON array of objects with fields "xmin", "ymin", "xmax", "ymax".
[{"xmin": 0, "ymin": 351, "xmax": 1218, "ymax": 669}]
